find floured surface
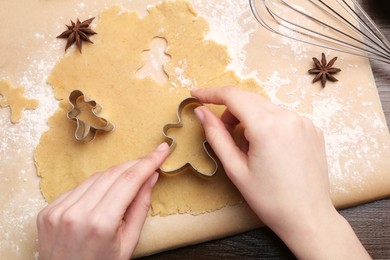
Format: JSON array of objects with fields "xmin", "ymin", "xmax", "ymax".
[{"xmin": 1, "ymin": 0, "xmax": 390, "ymax": 259}]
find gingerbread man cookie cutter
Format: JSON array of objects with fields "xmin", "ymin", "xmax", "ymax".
[
  {"xmin": 159, "ymin": 97, "xmax": 218, "ymax": 177},
  {"xmin": 67, "ymin": 90, "xmax": 114, "ymax": 142}
]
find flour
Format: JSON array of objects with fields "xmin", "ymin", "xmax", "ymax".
[
  {"xmin": 0, "ymin": 21, "xmax": 60, "ymax": 259},
  {"xmin": 172, "ymin": 60, "xmax": 194, "ymax": 89},
  {"xmin": 279, "ymin": 26, "xmax": 310, "ymax": 61},
  {"xmin": 258, "ymin": 72, "xmax": 383, "ymax": 189},
  {"xmin": 260, "ymin": 72, "xmax": 291, "ymax": 102},
  {"xmin": 308, "ymin": 92, "xmax": 387, "ymax": 191},
  {"xmin": 0, "ymin": 48, "xmax": 59, "ymax": 150},
  {"xmin": 192, "ymin": 0, "xmax": 257, "ymax": 76},
  {"xmin": 77, "ymin": 2, "xmax": 86, "ymax": 9}
]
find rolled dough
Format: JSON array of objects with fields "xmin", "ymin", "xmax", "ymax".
[
  {"xmin": 34, "ymin": 0, "xmax": 267, "ymax": 216},
  {"xmin": 0, "ymin": 80, "xmax": 39, "ymax": 123}
]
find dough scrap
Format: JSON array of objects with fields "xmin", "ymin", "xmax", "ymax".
[
  {"xmin": 35, "ymin": 0, "xmax": 267, "ymax": 216},
  {"xmin": 0, "ymin": 80, "xmax": 39, "ymax": 123}
]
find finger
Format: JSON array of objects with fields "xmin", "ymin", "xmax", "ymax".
[
  {"xmin": 191, "ymin": 86, "xmax": 274, "ymax": 128},
  {"xmin": 221, "ymin": 108, "xmax": 249, "ymax": 154},
  {"xmin": 194, "ymin": 106, "xmax": 248, "ymax": 182},
  {"xmin": 94, "ymin": 143, "xmax": 170, "ymax": 221},
  {"xmin": 120, "ymin": 172, "xmax": 159, "ymax": 255},
  {"xmin": 37, "ymin": 172, "xmax": 106, "ymax": 236},
  {"xmin": 44, "ymin": 160, "xmax": 140, "ymax": 213},
  {"xmin": 220, "ymin": 108, "xmax": 240, "ymax": 135},
  {"xmin": 41, "ymin": 172, "xmax": 102, "ymax": 214},
  {"xmin": 68, "ymin": 160, "xmax": 141, "ymax": 211}
]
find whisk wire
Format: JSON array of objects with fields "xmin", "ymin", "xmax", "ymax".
[
  {"xmin": 264, "ymin": 0, "xmax": 382, "ymax": 60},
  {"xmin": 281, "ymin": 1, "xmax": 374, "ymax": 55},
  {"xmin": 249, "ymin": 0, "xmax": 390, "ymax": 64},
  {"xmin": 349, "ymin": 0, "xmax": 390, "ymax": 52},
  {"xmin": 337, "ymin": 0, "xmax": 390, "ymax": 56},
  {"xmin": 300, "ymin": 0, "xmax": 390, "ymax": 60}
]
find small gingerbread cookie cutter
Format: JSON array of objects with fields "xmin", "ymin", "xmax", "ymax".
[
  {"xmin": 67, "ymin": 90, "xmax": 114, "ymax": 142},
  {"xmin": 159, "ymin": 97, "xmax": 218, "ymax": 177}
]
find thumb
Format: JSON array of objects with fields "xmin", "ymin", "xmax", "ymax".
[
  {"xmin": 194, "ymin": 106, "xmax": 248, "ymax": 181},
  {"xmin": 121, "ymin": 172, "xmax": 159, "ymax": 256}
]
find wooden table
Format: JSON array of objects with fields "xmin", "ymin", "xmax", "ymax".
[{"xmin": 143, "ymin": 0, "xmax": 390, "ymax": 258}]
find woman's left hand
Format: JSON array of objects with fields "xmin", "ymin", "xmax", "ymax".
[{"xmin": 37, "ymin": 143, "xmax": 170, "ymax": 260}]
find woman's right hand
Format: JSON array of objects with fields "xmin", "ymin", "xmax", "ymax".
[{"xmin": 191, "ymin": 86, "xmax": 370, "ymax": 260}]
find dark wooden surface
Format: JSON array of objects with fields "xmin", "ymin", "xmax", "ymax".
[{"xmin": 142, "ymin": 1, "xmax": 390, "ymax": 259}]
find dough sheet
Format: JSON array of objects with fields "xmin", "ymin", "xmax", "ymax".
[{"xmin": 34, "ymin": 1, "xmax": 267, "ymax": 216}]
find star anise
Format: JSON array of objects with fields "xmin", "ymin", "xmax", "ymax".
[
  {"xmin": 57, "ymin": 17, "xmax": 97, "ymax": 53},
  {"xmin": 308, "ymin": 53, "xmax": 341, "ymax": 88}
]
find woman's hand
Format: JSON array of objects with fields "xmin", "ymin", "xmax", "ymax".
[
  {"xmin": 37, "ymin": 143, "xmax": 170, "ymax": 260},
  {"xmin": 191, "ymin": 86, "xmax": 370, "ymax": 260}
]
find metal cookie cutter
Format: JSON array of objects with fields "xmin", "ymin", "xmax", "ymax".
[
  {"xmin": 67, "ymin": 90, "xmax": 114, "ymax": 142},
  {"xmin": 159, "ymin": 97, "xmax": 218, "ymax": 177}
]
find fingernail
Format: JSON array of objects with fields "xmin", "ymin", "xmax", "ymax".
[
  {"xmin": 194, "ymin": 107, "xmax": 205, "ymax": 125},
  {"xmin": 190, "ymin": 87, "xmax": 199, "ymax": 94},
  {"xmin": 150, "ymin": 172, "xmax": 159, "ymax": 187},
  {"xmin": 156, "ymin": 142, "xmax": 169, "ymax": 152}
]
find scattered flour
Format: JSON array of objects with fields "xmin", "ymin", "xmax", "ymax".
[
  {"xmin": 0, "ymin": 46, "xmax": 60, "ymax": 154},
  {"xmin": 308, "ymin": 94, "xmax": 388, "ymax": 192},
  {"xmin": 0, "ymin": 13, "xmax": 62, "ymax": 260},
  {"xmin": 171, "ymin": 60, "xmax": 195, "ymax": 89},
  {"xmin": 191, "ymin": 0, "xmax": 257, "ymax": 76}
]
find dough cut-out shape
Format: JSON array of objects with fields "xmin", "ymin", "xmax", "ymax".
[
  {"xmin": 160, "ymin": 97, "xmax": 218, "ymax": 177},
  {"xmin": 136, "ymin": 37, "xmax": 171, "ymax": 84},
  {"xmin": 0, "ymin": 80, "xmax": 39, "ymax": 123}
]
